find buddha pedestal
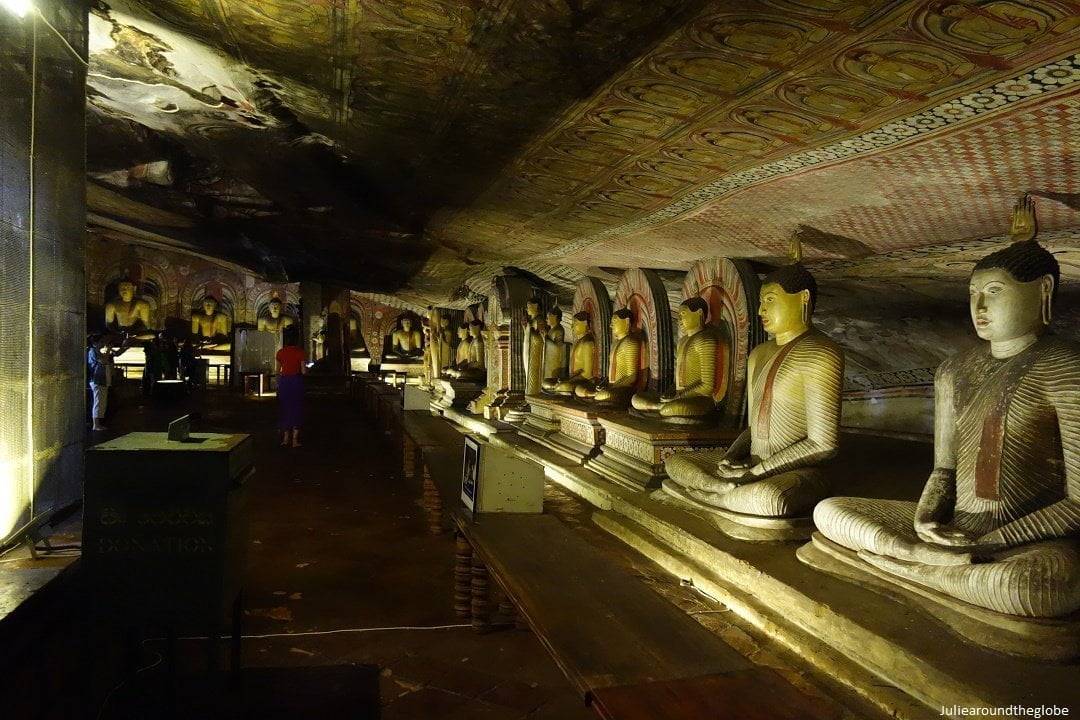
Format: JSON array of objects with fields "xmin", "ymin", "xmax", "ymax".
[
  {"xmin": 802, "ymin": 209, "xmax": 1080, "ymax": 655},
  {"xmin": 519, "ymin": 397, "xmax": 609, "ymax": 464},
  {"xmin": 662, "ymin": 261, "xmax": 844, "ymax": 539}
]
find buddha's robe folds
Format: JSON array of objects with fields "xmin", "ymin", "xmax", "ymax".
[
  {"xmin": 633, "ymin": 326, "xmax": 723, "ymax": 419},
  {"xmin": 524, "ymin": 318, "xmax": 546, "ymax": 396},
  {"xmin": 665, "ymin": 329, "xmax": 843, "ymax": 518},
  {"xmin": 815, "ymin": 338, "xmax": 1080, "ymax": 618}
]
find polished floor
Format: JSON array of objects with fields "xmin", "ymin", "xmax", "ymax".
[{"xmin": 90, "ymin": 382, "xmax": 594, "ymax": 719}]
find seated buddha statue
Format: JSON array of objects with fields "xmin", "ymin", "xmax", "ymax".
[
  {"xmin": 545, "ymin": 311, "xmax": 598, "ymax": 395},
  {"xmin": 663, "ymin": 262, "xmax": 843, "ymax": 520},
  {"xmin": 813, "ymin": 198, "xmax": 1080, "ymax": 618},
  {"xmin": 387, "ymin": 316, "xmax": 423, "ymax": 359},
  {"xmin": 446, "ymin": 321, "xmax": 486, "ymax": 381},
  {"xmin": 541, "ymin": 307, "xmax": 567, "ymax": 387},
  {"xmin": 523, "ymin": 298, "xmax": 547, "ymax": 396},
  {"xmin": 257, "ymin": 298, "xmax": 296, "ymax": 336},
  {"xmin": 631, "ymin": 297, "xmax": 726, "ymax": 422},
  {"xmin": 191, "ymin": 297, "xmax": 232, "ymax": 350},
  {"xmin": 576, "ymin": 308, "xmax": 643, "ymax": 409},
  {"xmin": 105, "ymin": 281, "xmax": 156, "ymax": 340}
]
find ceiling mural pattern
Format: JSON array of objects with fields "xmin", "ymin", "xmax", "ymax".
[
  {"xmin": 82, "ymin": 0, "xmax": 1080, "ymax": 308},
  {"xmin": 572, "ymin": 84, "xmax": 1080, "ymax": 268}
]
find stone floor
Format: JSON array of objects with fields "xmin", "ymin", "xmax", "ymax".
[{"xmin": 86, "ymin": 381, "xmax": 594, "ymax": 719}]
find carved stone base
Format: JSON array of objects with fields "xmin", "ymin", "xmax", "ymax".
[
  {"xmin": 798, "ymin": 533, "xmax": 1080, "ymax": 662},
  {"xmin": 380, "ymin": 360, "xmax": 425, "ymax": 378},
  {"xmin": 519, "ymin": 396, "xmax": 605, "ymax": 464},
  {"xmin": 430, "ymin": 378, "xmax": 486, "ymax": 412},
  {"xmin": 585, "ymin": 413, "xmax": 739, "ymax": 491},
  {"xmin": 485, "ymin": 392, "xmax": 527, "ymax": 423}
]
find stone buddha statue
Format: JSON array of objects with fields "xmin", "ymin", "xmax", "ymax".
[
  {"xmin": 576, "ymin": 308, "xmax": 643, "ymax": 408},
  {"xmin": 446, "ymin": 321, "xmax": 486, "ymax": 381},
  {"xmin": 545, "ymin": 311, "xmax": 598, "ymax": 395},
  {"xmin": 468, "ymin": 320, "xmax": 485, "ymax": 369},
  {"xmin": 388, "ymin": 316, "xmax": 423, "ymax": 358},
  {"xmin": 663, "ymin": 262, "xmax": 843, "ymax": 520},
  {"xmin": 191, "ymin": 296, "xmax": 231, "ymax": 349},
  {"xmin": 453, "ymin": 324, "xmax": 471, "ymax": 368},
  {"xmin": 105, "ymin": 280, "xmax": 155, "ymax": 339},
  {"xmin": 631, "ymin": 297, "xmax": 726, "ymax": 422},
  {"xmin": 437, "ymin": 313, "xmax": 454, "ymax": 370},
  {"xmin": 523, "ymin": 297, "xmax": 547, "ymax": 396},
  {"xmin": 257, "ymin": 298, "xmax": 296, "ymax": 335},
  {"xmin": 813, "ymin": 198, "xmax": 1080, "ymax": 618},
  {"xmin": 541, "ymin": 307, "xmax": 567, "ymax": 387}
]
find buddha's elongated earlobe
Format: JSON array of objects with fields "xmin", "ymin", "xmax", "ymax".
[{"xmin": 1041, "ymin": 275, "xmax": 1054, "ymax": 326}]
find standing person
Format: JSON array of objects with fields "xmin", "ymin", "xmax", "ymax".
[
  {"xmin": 276, "ymin": 325, "xmax": 306, "ymax": 448},
  {"xmin": 179, "ymin": 339, "xmax": 196, "ymax": 385},
  {"xmin": 142, "ymin": 338, "xmax": 160, "ymax": 396},
  {"xmin": 88, "ymin": 335, "xmax": 114, "ymax": 432}
]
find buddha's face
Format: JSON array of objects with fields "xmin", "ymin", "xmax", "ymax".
[
  {"xmin": 268, "ymin": 300, "xmax": 282, "ymax": 318},
  {"xmin": 118, "ymin": 282, "xmax": 135, "ymax": 303},
  {"xmin": 401, "ymin": 318, "xmax": 412, "ymax": 332},
  {"xmin": 759, "ymin": 282, "xmax": 808, "ymax": 336},
  {"xmin": 457, "ymin": 326, "xmax": 468, "ymax": 340},
  {"xmin": 546, "ymin": 312, "xmax": 559, "ymax": 328},
  {"xmin": 202, "ymin": 298, "xmax": 217, "ymax": 316},
  {"xmin": 679, "ymin": 304, "xmax": 705, "ymax": 333},
  {"xmin": 611, "ymin": 313, "xmax": 631, "ymax": 339},
  {"xmin": 969, "ymin": 268, "xmax": 1049, "ymax": 342},
  {"xmin": 526, "ymin": 301, "xmax": 540, "ymax": 319},
  {"xmin": 469, "ymin": 325, "xmax": 482, "ymax": 339},
  {"xmin": 439, "ymin": 316, "xmax": 450, "ymax": 329},
  {"xmin": 572, "ymin": 319, "xmax": 589, "ymax": 338}
]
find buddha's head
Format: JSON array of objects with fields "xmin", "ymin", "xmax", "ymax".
[
  {"xmin": 546, "ymin": 306, "xmax": 562, "ymax": 329},
  {"xmin": 572, "ymin": 311, "xmax": 590, "ymax": 339},
  {"xmin": 401, "ymin": 317, "xmax": 413, "ymax": 332},
  {"xmin": 679, "ymin": 297, "xmax": 709, "ymax": 334},
  {"xmin": 611, "ymin": 308, "xmax": 634, "ymax": 340},
  {"xmin": 201, "ymin": 297, "xmax": 218, "ymax": 316},
  {"xmin": 457, "ymin": 324, "xmax": 469, "ymax": 340},
  {"xmin": 526, "ymin": 298, "xmax": 541, "ymax": 319},
  {"xmin": 439, "ymin": 314, "xmax": 450, "ymax": 330},
  {"xmin": 969, "ymin": 240, "xmax": 1058, "ymax": 343},
  {"xmin": 469, "ymin": 320, "xmax": 483, "ymax": 339},
  {"xmin": 268, "ymin": 298, "xmax": 282, "ymax": 319},
  {"xmin": 117, "ymin": 281, "xmax": 136, "ymax": 303},
  {"xmin": 759, "ymin": 263, "xmax": 817, "ymax": 337}
]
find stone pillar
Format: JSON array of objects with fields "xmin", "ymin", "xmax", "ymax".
[{"xmin": 453, "ymin": 533, "xmax": 473, "ymax": 620}]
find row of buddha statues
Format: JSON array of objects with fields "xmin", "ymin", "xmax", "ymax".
[
  {"xmin": 507, "ymin": 197, "xmax": 1080, "ymax": 623},
  {"xmin": 103, "ymin": 280, "xmax": 299, "ymax": 352}
]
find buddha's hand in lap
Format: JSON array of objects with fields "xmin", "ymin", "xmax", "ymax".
[
  {"xmin": 915, "ymin": 520, "xmax": 979, "ymax": 549},
  {"xmin": 715, "ymin": 460, "xmax": 759, "ymax": 484}
]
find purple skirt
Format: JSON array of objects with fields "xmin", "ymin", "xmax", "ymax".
[{"xmin": 278, "ymin": 374, "xmax": 304, "ymax": 429}]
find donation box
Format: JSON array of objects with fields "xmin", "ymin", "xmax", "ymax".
[
  {"xmin": 84, "ymin": 432, "xmax": 254, "ymax": 627},
  {"xmin": 461, "ymin": 435, "xmax": 544, "ymax": 515}
]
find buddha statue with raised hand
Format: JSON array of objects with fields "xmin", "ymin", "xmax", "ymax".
[
  {"xmin": 663, "ymin": 258, "xmax": 843, "ymax": 520},
  {"xmin": 632, "ymin": 297, "xmax": 726, "ymax": 422},
  {"xmin": 546, "ymin": 311, "xmax": 598, "ymax": 395},
  {"xmin": 576, "ymin": 308, "xmax": 642, "ymax": 408},
  {"xmin": 541, "ymin": 307, "xmax": 567, "ymax": 388},
  {"xmin": 522, "ymin": 297, "xmax": 548, "ymax": 396},
  {"xmin": 813, "ymin": 196, "xmax": 1080, "ymax": 618}
]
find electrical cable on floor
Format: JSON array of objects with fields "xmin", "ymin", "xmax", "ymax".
[
  {"xmin": 162, "ymin": 622, "xmax": 472, "ymax": 642},
  {"xmin": 94, "ymin": 651, "xmax": 163, "ymax": 720}
]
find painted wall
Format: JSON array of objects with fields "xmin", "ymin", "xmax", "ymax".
[{"xmin": 0, "ymin": 2, "xmax": 88, "ymax": 540}]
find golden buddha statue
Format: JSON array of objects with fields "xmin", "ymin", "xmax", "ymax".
[
  {"xmin": 191, "ymin": 296, "xmax": 231, "ymax": 349},
  {"xmin": 468, "ymin": 320, "xmax": 485, "ymax": 370},
  {"xmin": 453, "ymin": 324, "xmax": 471, "ymax": 368},
  {"xmin": 388, "ymin": 316, "xmax": 423, "ymax": 358},
  {"xmin": 663, "ymin": 259, "xmax": 843, "ymax": 520},
  {"xmin": 523, "ymin": 298, "xmax": 547, "ymax": 396},
  {"xmin": 437, "ymin": 313, "xmax": 454, "ymax": 370},
  {"xmin": 545, "ymin": 311, "xmax": 598, "ymax": 395},
  {"xmin": 257, "ymin": 298, "xmax": 296, "ymax": 335},
  {"xmin": 812, "ymin": 197, "xmax": 1080, "ymax": 618},
  {"xmin": 446, "ymin": 321, "xmax": 486, "ymax": 381},
  {"xmin": 631, "ymin": 297, "xmax": 725, "ymax": 422},
  {"xmin": 104, "ymin": 281, "xmax": 155, "ymax": 339},
  {"xmin": 541, "ymin": 307, "xmax": 567, "ymax": 387},
  {"xmin": 576, "ymin": 308, "xmax": 643, "ymax": 408}
]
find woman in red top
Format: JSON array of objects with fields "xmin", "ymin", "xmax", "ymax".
[{"xmin": 276, "ymin": 325, "xmax": 306, "ymax": 448}]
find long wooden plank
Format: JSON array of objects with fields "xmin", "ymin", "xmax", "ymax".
[{"xmin": 467, "ymin": 513, "xmax": 751, "ymax": 694}]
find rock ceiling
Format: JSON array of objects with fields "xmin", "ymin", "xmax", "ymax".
[{"xmin": 84, "ymin": 0, "xmax": 1080, "ymax": 307}]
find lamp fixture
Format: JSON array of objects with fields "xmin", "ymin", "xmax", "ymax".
[{"xmin": 0, "ymin": 0, "xmax": 33, "ymax": 18}]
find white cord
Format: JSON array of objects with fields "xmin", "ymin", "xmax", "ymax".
[
  {"xmin": 95, "ymin": 651, "xmax": 163, "ymax": 720},
  {"xmin": 164, "ymin": 623, "xmax": 471, "ymax": 642},
  {"xmin": 34, "ymin": 8, "xmax": 89, "ymax": 66}
]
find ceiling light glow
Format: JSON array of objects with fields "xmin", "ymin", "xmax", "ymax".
[{"xmin": 0, "ymin": 0, "xmax": 33, "ymax": 17}]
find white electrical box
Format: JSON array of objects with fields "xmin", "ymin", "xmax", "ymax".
[
  {"xmin": 461, "ymin": 436, "xmax": 543, "ymax": 515},
  {"xmin": 402, "ymin": 385, "xmax": 430, "ymax": 410}
]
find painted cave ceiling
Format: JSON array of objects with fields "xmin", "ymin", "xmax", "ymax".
[{"xmin": 84, "ymin": 0, "xmax": 1080, "ymax": 310}]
